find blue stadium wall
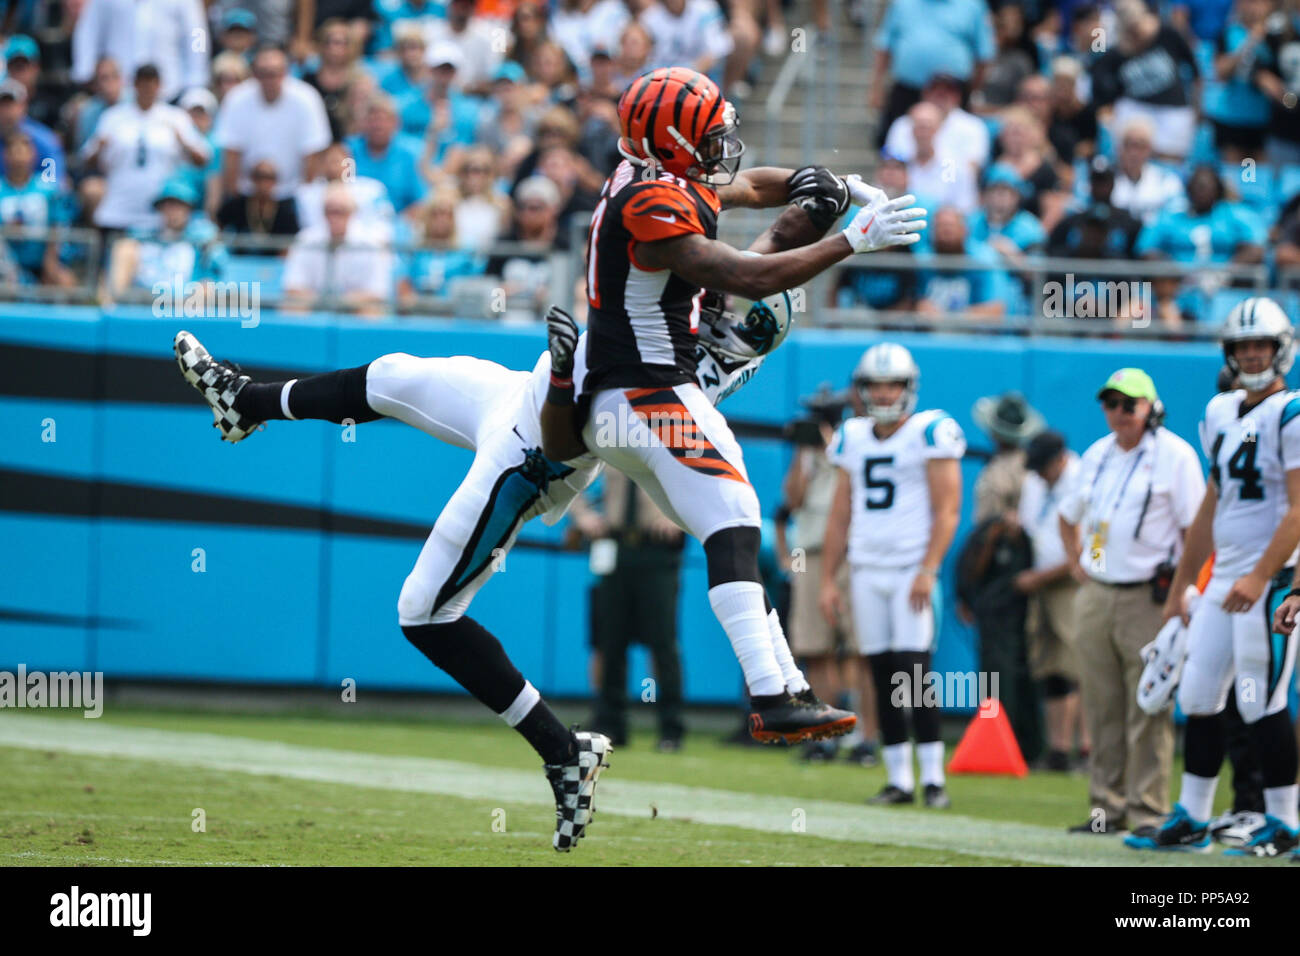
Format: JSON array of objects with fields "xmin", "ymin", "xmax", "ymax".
[{"xmin": 0, "ymin": 304, "xmax": 1230, "ymax": 708}]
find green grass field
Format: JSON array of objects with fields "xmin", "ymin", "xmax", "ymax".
[{"xmin": 0, "ymin": 702, "xmax": 1276, "ymax": 866}]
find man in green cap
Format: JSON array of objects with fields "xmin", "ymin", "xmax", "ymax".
[{"xmin": 1058, "ymin": 367, "xmax": 1205, "ymax": 835}]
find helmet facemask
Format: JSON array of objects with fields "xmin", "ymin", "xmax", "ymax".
[
  {"xmin": 679, "ymin": 102, "xmax": 745, "ymax": 185},
  {"xmin": 1226, "ymin": 336, "xmax": 1293, "ymax": 392},
  {"xmin": 855, "ymin": 377, "xmax": 917, "ymax": 424}
]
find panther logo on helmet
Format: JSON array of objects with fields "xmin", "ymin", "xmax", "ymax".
[
  {"xmin": 1221, "ymin": 296, "xmax": 1296, "ymax": 391},
  {"xmin": 617, "ymin": 67, "xmax": 746, "ymax": 186},
  {"xmin": 698, "ymin": 265, "xmax": 794, "ymax": 363}
]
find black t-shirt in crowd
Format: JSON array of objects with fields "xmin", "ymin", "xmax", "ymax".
[
  {"xmin": 312, "ymin": 0, "xmax": 376, "ymax": 27},
  {"xmin": 216, "ymin": 195, "xmax": 301, "ymax": 238},
  {"xmin": 1090, "ymin": 25, "xmax": 1198, "ymax": 108},
  {"xmin": 1048, "ymin": 104, "xmax": 1098, "ymax": 164},
  {"xmin": 1253, "ymin": 17, "xmax": 1300, "ymax": 144},
  {"xmin": 301, "ymin": 71, "xmax": 350, "ymax": 141}
]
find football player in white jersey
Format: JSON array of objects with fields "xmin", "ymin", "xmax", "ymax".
[
  {"xmin": 172, "ymin": 299, "xmax": 780, "ymax": 854},
  {"xmin": 1127, "ymin": 297, "xmax": 1300, "ymax": 857},
  {"xmin": 819, "ymin": 343, "xmax": 965, "ymax": 808}
]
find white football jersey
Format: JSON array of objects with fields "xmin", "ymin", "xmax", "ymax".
[
  {"xmin": 524, "ymin": 333, "xmax": 763, "ymax": 523},
  {"xmin": 1201, "ymin": 388, "xmax": 1300, "ymax": 579},
  {"xmin": 828, "ymin": 409, "xmax": 966, "ymax": 568}
]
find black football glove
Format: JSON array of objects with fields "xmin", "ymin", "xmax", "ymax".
[
  {"xmin": 787, "ymin": 165, "xmax": 850, "ymax": 232},
  {"xmin": 546, "ymin": 304, "xmax": 579, "ymax": 379}
]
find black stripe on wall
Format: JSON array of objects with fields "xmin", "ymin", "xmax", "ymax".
[
  {"xmin": 0, "ymin": 341, "xmax": 789, "ymax": 437},
  {"xmin": 0, "ymin": 467, "xmax": 572, "ymax": 550}
]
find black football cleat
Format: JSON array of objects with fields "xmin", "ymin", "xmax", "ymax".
[
  {"xmin": 544, "ymin": 731, "xmax": 612, "ymax": 852},
  {"xmin": 843, "ymin": 741, "xmax": 879, "ymax": 767},
  {"xmin": 748, "ymin": 692, "xmax": 856, "ymax": 744},
  {"xmin": 923, "ymin": 783, "xmax": 951, "ymax": 809},
  {"xmin": 174, "ymin": 330, "xmax": 263, "ymax": 443},
  {"xmin": 1124, "ymin": 804, "xmax": 1211, "ymax": 852},
  {"xmin": 867, "ymin": 784, "xmax": 915, "ymax": 806}
]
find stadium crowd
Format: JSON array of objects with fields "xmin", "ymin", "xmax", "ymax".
[
  {"xmin": 0, "ymin": 0, "xmax": 775, "ymax": 315},
  {"xmin": 7, "ymin": 0, "xmax": 1300, "ymax": 323}
]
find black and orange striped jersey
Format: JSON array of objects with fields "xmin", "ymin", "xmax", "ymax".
[{"xmin": 582, "ymin": 159, "xmax": 722, "ymax": 393}]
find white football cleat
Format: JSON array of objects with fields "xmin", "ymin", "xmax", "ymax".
[
  {"xmin": 544, "ymin": 731, "xmax": 612, "ymax": 852},
  {"xmin": 173, "ymin": 330, "xmax": 264, "ymax": 443}
]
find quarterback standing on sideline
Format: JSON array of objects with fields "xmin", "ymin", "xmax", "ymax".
[
  {"xmin": 541, "ymin": 66, "xmax": 928, "ymax": 744},
  {"xmin": 819, "ymin": 343, "xmax": 965, "ymax": 809},
  {"xmin": 1128, "ymin": 298, "xmax": 1300, "ymax": 857}
]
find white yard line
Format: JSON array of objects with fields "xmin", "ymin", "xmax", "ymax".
[{"xmin": 0, "ymin": 716, "xmax": 1251, "ymax": 867}]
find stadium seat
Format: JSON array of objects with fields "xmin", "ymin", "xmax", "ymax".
[
  {"xmin": 1279, "ymin": 165, "xmax": 1300, "ymax": 206},
  {"xmin": 1208, "ymin": 288, "xmax": 1300, "ymax": 325},
  {"xmin": 1221, "ymin": 162, "xmax": 1276, "ymax": 222},
  {"xmin": 222, "ymin": 255, "xmax": 285, "ymax": 301}
]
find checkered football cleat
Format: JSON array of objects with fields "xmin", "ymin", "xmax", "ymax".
[
  {"xmin": 544, "ymin": 731, "xmax": 612, "ymax": 852},
  {"xmin": 173, "ymin": 330, "xmax": 263, "ymax": 443}
]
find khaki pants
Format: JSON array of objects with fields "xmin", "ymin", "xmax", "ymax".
[
  {"xmin": 1027, "ymin": 580, "xmax": 1080, "ymax": 682},
  {"xmin": 1074, "ymin": 577, "xmax": 1174, "ymax": 830}
]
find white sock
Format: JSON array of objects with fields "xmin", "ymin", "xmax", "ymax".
[
  {"xmin": 280, "ymin": 379, "xmax": 298, "ymax": 420},
  {"xmin": 1179, "ymin": 772, "xmax": 1218, "ymax": 824},
  {"xmin": 767, "ymin": 609, "xmax": 809, "ymax": 694},
  {"xmin": 1264, "ymin": 785, "xmax": 1300, "ymax": 831},
  {"xmin": 709, "ymin": 581, "xmax": 785, "ymax": 697},
  {"xmin": 499, "ymin": 680, "xmax": 540, "ymax": 727},
  {"xmin": 882, "ymin": 741, "xmax": 914, "ymax": 792},
  {"xmin": 917, "ymin": 740, "xmax": 945, "ymax": 787}
]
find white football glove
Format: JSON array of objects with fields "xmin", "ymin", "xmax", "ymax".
[
  {"xmin": 841, "ymin": 193, "xmax": 927, "ymax": 253},
  {"xmin": 843, "ymin": 173, "xmax": 887, "ymax": 210}
]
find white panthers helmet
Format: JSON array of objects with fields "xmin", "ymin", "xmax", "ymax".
[
  {"xmin": 853, "ymin": 343, "xmax": 919, "ymax": 423},
  {"xmin": 1136, "ymin": 587, "xmax": 1199, "ymax": 715},
  {"xmin": 698, "ymin": 289, "xmax": 795, "ymax": 362},
  {"xmin": 1222, "ymin": 296, "xmax": 1296, "ymax": 391}
]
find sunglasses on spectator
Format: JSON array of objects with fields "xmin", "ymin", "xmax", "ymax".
[
  {"xmin": 519, "ymin": 201, "xmax": 549, "ymax": 211},
  {"xmin": 324, "ymin": 205, "xmax": 350, "ymax": 216},
  {"xmin": 1102, "ymin": 396, "xmax": 1138, "ymax": 413},
  {"xmin": 252, "ymin": 170, "xmax": 277, "ymax": 180},
  {"xmin": 463, "ymin": 165, "xmax": 491, "ymax": 173}
]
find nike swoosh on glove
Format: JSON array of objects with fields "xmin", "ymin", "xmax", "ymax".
[
  {"xmin": 546, "ymin": 304, "xmax": 579, "ymax": 378},
  {"xmin": 842, "ymin": 194, "xmax": 927, "ymax": 253}
]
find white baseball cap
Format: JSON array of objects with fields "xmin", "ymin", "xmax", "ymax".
[
  {"xmin": 179, "ymin": 87, "xmax": 218, "ymax": 114},
  {"xmin": 426, "ymin": 41, "xmax": 465, "ymax": 70}
]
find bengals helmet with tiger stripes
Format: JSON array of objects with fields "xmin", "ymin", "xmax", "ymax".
[{"xmin": 617, "ymin": 67, "xmax": 745, "ymax": 186}]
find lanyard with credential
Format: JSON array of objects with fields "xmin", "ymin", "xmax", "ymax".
[{"xmin": 1090, "ymin": 441, "xmax": 1148, "ymax": 536}]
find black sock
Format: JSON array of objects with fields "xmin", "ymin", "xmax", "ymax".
[
  {"xmin": 402, "ymin": 617, "xmax": 527, "ymax": 713},
  {"xmin": 897, "ymin": 651, "xmax": 941, "ymax": 744},
  {"xmin": 1246, "ymin": 709, "xmax": 1300, "ymax": 789},
  {"xmin": 869, "ymin": 651, "xmax": 909, "ymax": 747},
  {"xmin": 235, "ymin": 364, "xmax": 381, "ymax": 424},
  {"xmin": 235, "ymin": 380, "xmax": 292, "ymax": 421},
  {"xmin": 516, "ymin": 699, "xmax": 577, "ymax": 764},
  {"xmin": 1184, "ymin": 714, "xmax": 1227, "ymax": 779}
]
